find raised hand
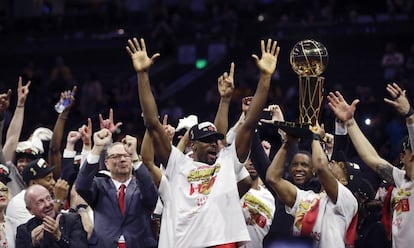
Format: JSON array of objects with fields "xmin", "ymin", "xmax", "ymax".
[
  {"xmin": 241, "ymin": 96, "xmax": 252, "ymax": 114},
  {"xmin": 327, "ymin": 91, "xmax": 359, "ymax": 123},
  {"xmin": 17, "ymin": 76, "xmax": 31, "ymax": 107},
  {"xmin": 58, "ymin": 85, "xmax": 77, "ymax": 111},
  {"xmin": 252, "ymin": 39, "xmax": 280, "ymax": 76},
  {"xmin": 122, "ymin": 135, "xmax": 138, "ymax": 158},
  {"xmin": 66, "ymin": 131, "xmax": 81, "ymax": 150},
  {"xmin": 162, "ymin": 115, "xmax": 175, "ymax": 144},
  {"xmin": 79, "ymin": 118, "xmax": 92, "ymax": 148},
  {"xmin": 99, "ymin": 108, "xmax": 122, "ymax": 133},
  {"xmin": 53, "ymin": 179, "xmax": 69, "ymax": 203},
  {"xmin": 126, "ymin": 37, "xmax": 160, "ymax": 73},
  {"xmin": 384, "ymin": 82, "xmax": 411, "ymax": 116},
  {"xmin": 260, "ymin": 104, "xmax": 284, "ymax": 124},
  {"xmin": 261, "ymin": 140, "xmax": 271, "ymax": 157},
  {"xmin": 218, "ymin": 62, "xmax": 235, "ymax": 99},
  {"xmin": 93, "ymin": 128, "xmax": 112, "ymax": 147}
]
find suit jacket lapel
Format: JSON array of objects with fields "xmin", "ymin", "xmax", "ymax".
[
  {"xmin": 124, "ymin": 179, "xmax": 137, "ymax": 217},
  {"xmin": 104, "ymin": 178, "xmax": 123, "ymax": 217}
]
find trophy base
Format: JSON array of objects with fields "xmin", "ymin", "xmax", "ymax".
[{"xmin": 273, "ymin": 121, "xmax": 313, "ymax": 139}]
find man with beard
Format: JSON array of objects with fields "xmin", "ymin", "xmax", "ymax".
[{"xmin": 128, "ymin": 37, "xmax": 280, "ymax": 247}]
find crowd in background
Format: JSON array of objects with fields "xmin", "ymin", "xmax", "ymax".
[{"xmin": 0, "ymin": 3, "xmax": 413, "ymax": 246}]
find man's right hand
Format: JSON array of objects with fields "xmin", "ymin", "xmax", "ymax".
[
  {"xmin": 93, "ymin": 128, "xmax": 112, "ymax": 147},
  {"xmin": 126, "ymin": 37, "xmax": 160, "ymax": 73},
  {"xmin": 31, "ymin": 224, "xmax": 44, "ymax": 247}
]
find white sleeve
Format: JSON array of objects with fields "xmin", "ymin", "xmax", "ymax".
[
  {"xmin": 63, "ymin": 149, "xmax": 76, "ymax": 158},
  {"xmin": 285, "ymin": 187, "xmax": 304, "ymax": 216},
  {"xmin": 393, "ymin": 166, "xmax": 407, "ymax": 187},
  {"xmin": 165, "ymin": 146, "xmax": 186, "ymax": 179},
  {"xmin": 236, "ymin": 166, "xmax": 250, "ymax": 182},
  {"xmin": 334, "ymin": 183, "xmax": 358, "ymax": 223},
  {"xmin": 5, "ymin": 195, "xmax": 33, "ymax": 248},
  {"xmin": 226, "ymin": 128, "xmax": 236, "ymax": 145}
]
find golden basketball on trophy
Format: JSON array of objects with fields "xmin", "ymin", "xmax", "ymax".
[
  {"xmin": 290, "ymin": 39, "xmax": 328, "ymax": 126},
  {"xmin": 275, "ymin": 39, "xmax": 328, "ymax": 138}
]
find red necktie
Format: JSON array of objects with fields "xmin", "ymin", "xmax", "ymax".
[{"xmin": 118, "ymin": 184, "xmax": 126, "ymax": 216}]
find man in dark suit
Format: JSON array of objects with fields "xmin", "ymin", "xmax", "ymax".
[
  {"xmin": 16, "ymin": 184, "xmax": 88, "ymax": 248},
  {"xmin": 76, "ymin": 129, "xmax": 158, "ymax": 248}
]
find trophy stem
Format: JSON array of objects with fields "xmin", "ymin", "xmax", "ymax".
[{"xmin": 298, "ymin": 76, "xmax": 325, "ymax": 126}]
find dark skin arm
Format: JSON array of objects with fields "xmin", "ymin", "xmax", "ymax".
[
  {"xmin": 266, "ymin": 135, "xmax": 298, "ymax": 208},
  {"xmin": 49, "ymin": 86, "xmax": 77, "ymax": 179},
  {"xmin": 235, "ymin": 39, "xmax": 280, "ymax": 163},
  {"xmin": 214, "ymin": 62, "xmax": 235, "ymax": 146},
  {"xmin": 141, "ymin": 130, "xmax": 162, "ymax": 188},
  {"xmin": 126, "ymin": 38, "xmax": 171, "ymax": 167},
  {"xmin": 311, "ymin": 124, "xmax": 340, "ymax": 203}
]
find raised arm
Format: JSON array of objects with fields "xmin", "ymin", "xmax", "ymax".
[
  {"xmin": 123, "ymin": 134, "xmax": 158, "ymax": 210},
  {"xmin": 76, "ymin": 128, "xmax": 112, "ymax": 205},
  {"xmin": 214, "ymin": 62, "xmax": 235, "ymax": 146},
  {"xmin": 98, "ymin": 108, "xmax": 123, "ymax": 134},
  {"xmin": 384, "ymin": 82, "xmax": 414, "ymax": 180},
  {"xmin": 126, "ymin": 37, "xmax": 171, "ymax": 166},
  {"xmin": 3, "ymin": 77, "xmax": 29, "ymax": 162},
  {"xmin": 49, "ymin": 86, "xmax": 77, "ymax": 179},
  {"xmin": 78, "ymin": 118, "xmax": 92, "ymax": 153},
  {"xmin": 266, "ymin": 135, "xmax": 298, "ymax": 208},
  {"xmin": 327, "ymin": 91, "xmax": 394, "ymax": 184},
  {"xmin": 236, "ymin": 39, "xmax": 280, "ymax": 162},
  {"xmin": 141, "ymin": 130, "xmax": 162, "ymax": 187},
  {"xmin": 311, "ymin": 125, "xmax": 340, "ymax": 203}
]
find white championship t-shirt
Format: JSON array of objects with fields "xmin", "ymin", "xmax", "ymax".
[
  {"xmin": 162, "ymin": 143, "xmax": 250, "ymax": 247},
  {"xmin": 391, "ymin": 167, "xmax": 414, "ymax": 248},
  {"xmin": 240, "ymin": 185, "xmax": 275, "ymax": 248},
  {"xmin": 286, "ymin": 182, "xmax": 357, "ymax": 248}
]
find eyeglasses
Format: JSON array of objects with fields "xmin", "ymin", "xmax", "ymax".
[{"xmin": 107, "ymin": 153, "xmax": 131, "ymax": 160}]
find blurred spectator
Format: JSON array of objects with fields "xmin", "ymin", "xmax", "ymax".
[
  {"xmin": 159, "ymin": 98, "xmax": 183, "ymax": 126},
  {"xmin": 381, "ymin": 42, "xmax": 404, "ymax": 81},
  {"xmin": 79, "ymin": 71, "xmax": 106, "ymax": 119},
  {"xmin": 405, "ymin": 43, "xmax": 414, "ymax": 94},
  {"xmin": 49, "ymin": 56, "xmax": 72, "ymax": 84},
  {"xmin": 49, "ymin": 56, "xmax": 73, "ymax": 98}
]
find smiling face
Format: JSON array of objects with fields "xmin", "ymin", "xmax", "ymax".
[
  {"xmin": 289, "ymin": 152, "xmax": 313, "ymax": 185},
  {"xmin": 191, "ymin": 135, "xmax": 219, "ymax": 165},
  {"xmin": 30, "ymin": 172, "xmax": 56, "ymax": 194},
  {"xmin": 16, "ymin": 156, "xmax": 33, "ymax": 175},
  {"xmin": 105, "ymin": 143, "xmax": 133, "ymax": 181},
  {"xmin": 25, "ymin": 185, "xmax": 55, "ymax": 219}
]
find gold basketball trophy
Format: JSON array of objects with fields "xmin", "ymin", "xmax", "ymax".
[{"xmin": 277, "ymin": 39, "xmax": 328, "ymax": 138}]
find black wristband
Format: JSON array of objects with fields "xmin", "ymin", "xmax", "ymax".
[
  {"xmin": 313, "ymin": 133, "xmax": 322, "ymax": 141},
  {"xmin": 405, "ymin": 106, "xmax": 414, "ymax": 118}
]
